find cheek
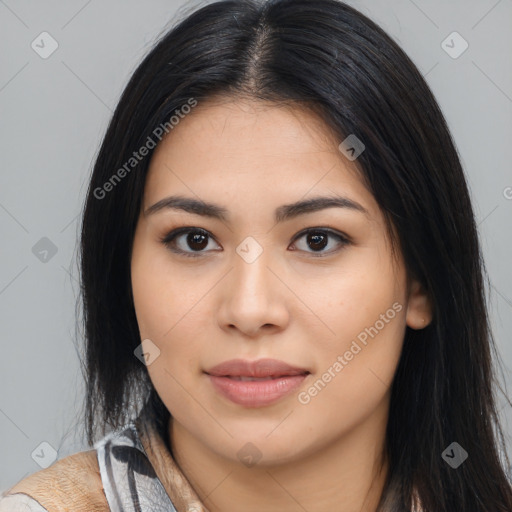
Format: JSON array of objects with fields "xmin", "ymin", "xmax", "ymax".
[
  {"xmin": 295, "ymin": 304, "xmax": 406, "ymax": 442},
  {"xmin": 298, "ymin": 251, "xmax": 407, "ymax": 400},
  {"xmin": 131, "ymin": 240, "xmax": 189, "ymax": 338},
  {"xmin": 307, "ymin": 255, "xmax": 405, "ymax": 348},
  {"xmin": 131, "ymin": 245, "xmax": 210, "ymax": 372}
]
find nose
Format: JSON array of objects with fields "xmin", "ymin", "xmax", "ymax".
[{"xmin": 216, "ymin": 247, "xmax": 290, "ymax": 338}]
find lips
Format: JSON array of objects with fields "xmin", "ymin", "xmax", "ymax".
[
  {"xmin": 205, "ymin": 358, "xmax": 310, "ymax": 407},
  {"xmin": 205, "ymin": 358, "xmax": 310, "ymax": 379}
]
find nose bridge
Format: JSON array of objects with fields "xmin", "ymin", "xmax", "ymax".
[
  {"xmin": 232, "ymin": 235, "xmax": 273, "ymax": 298},
  {"xmin": 217, "ymin": 235, "xmax": 288, "ymax": 335}
]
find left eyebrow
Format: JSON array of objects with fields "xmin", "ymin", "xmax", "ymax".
[{"xmin": 143, "ymin": 194, "xmax": 370, "ymax": 222}]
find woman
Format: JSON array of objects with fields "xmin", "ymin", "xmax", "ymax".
[{"xmin": 2, "ymin": 0, "xmax": 511, "ymax": 510}]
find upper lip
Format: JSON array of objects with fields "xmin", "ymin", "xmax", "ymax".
[{"xmin": 205, "ymin": 358, "xmax": 310, "ymax": 378}]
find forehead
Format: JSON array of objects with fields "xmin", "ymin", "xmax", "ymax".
[
  {"xmin": 151, "ymin": 97, "xmax": 342, "ymax": 162},
  {"xmin": 144, "ymin": 97, "xmax": 374, "ymax": 214}
]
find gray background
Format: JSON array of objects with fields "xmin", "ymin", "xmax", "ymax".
[{"xmin": 1, "ymin": 0, "xmax": 511, "ymax": 491}]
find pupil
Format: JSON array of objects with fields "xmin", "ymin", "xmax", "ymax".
[
  {"xmin": 188, "ymin": 232, "xmax": 208, "ymax": 250},
  {"xmin": 309, "ymin": 232, "xmax": 327, "ymax": 251}
]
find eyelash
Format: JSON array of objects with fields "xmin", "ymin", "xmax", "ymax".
[{"xmin": 159, "ymin": 226, "xmax": 351, "ymax": 259}]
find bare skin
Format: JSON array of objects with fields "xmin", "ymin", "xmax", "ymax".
[{"xmin": 130, "ymin": 96, "xmax": 432, "ymax": 512}]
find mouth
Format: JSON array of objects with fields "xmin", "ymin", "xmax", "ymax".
[
  {"xmin": 204, "ymin": 358, "xmax": 311, "ymax": 407},
  {"xmin": 205, "ymin": 357, "xmax": 311, "ymax": 379}
]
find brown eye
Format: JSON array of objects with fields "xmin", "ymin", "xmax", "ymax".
[
  {"xmin": 290, "ymin": 228, "xmax": 350, "ymax": 257},
  {"xmin": 160, "ymin": 228, "xmax": 220, "ymax": 257}
]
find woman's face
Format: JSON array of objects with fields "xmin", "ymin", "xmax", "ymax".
[{"xmin": 131, "ymin": 97, "xmax": 431, "ymax": 466}]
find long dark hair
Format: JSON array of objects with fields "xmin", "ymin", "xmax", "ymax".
[{"xmin": 77, "ymin": 0, "xmax": 512, "ymax": 509}]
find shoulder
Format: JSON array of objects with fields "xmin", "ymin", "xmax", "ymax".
[{"xmin": 1, "ymin": 450, "xmax": 108, "ymax": 512}]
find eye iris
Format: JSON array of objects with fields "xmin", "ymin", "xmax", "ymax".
[
  {"xmin": 308, "ymin": 231, "xmax": 328, "ymax": 251},
  {"xmin": 188, "ymin": 232, "xmax": 208, "ymax": 250}
]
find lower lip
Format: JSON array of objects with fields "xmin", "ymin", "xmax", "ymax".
[{"xmin": 206, "ymin": 373, "xmax": 308, "ymax": 407}]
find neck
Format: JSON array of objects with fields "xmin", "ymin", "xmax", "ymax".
[{"xmin": 168, "ymin": 405, "xmax": 390, "ymax": 512}]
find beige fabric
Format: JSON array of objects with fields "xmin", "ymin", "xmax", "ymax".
[
  {"xmin": 0, "ymin": 493, "xmax": 49, "ymax": 511},
  {"xmin": 1, "ymin": 450, "xmax": 108, "ymax": 512}
]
